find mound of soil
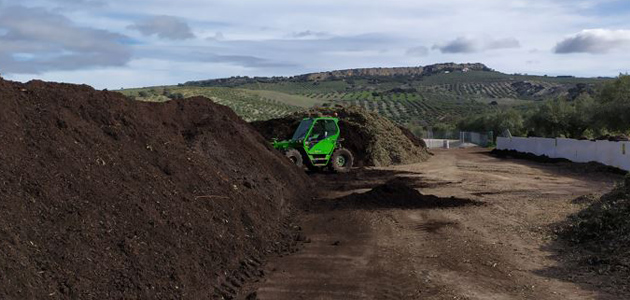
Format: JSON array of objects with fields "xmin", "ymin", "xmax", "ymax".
[
  {"xmin": 596, "ymin": 134, "xmax": 630, "ymax": 142},
  {"xmin": 561, "ymin": 174, "xmax": 630, "ymax": 275},
  {"xmin": 491, "ymin": 149, "xmax": 571, "ymax": 164},
  {"xmin": 334, "ymin": 177, "xmax": 481, "ymax": 209},
  {"xmin": 397, "ymin": 125, "xmax": 428, "ymax": 149},
  {"xmin": 0, "ymin": 79, "xmax": 309, "ymax": 299},
  {"xmin": 491, "ymin": 149, "xmax": 628, "ymax": 175},
  {"xmin": 251, "ymin": 106, "xmax": 430, "ymax": 167},
  {"xmin": 571, "ymin": 194, "xmax": 598, "ymax": 205}
]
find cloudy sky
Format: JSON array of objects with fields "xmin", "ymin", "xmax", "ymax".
[{"xmin": 0, "ymin": 0, "xmax": 629, "ymax": 89}]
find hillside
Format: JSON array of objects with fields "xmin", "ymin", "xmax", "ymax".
[{"xmin": 120, "ymin": 63, "xmax": 610, "ymax": 127}]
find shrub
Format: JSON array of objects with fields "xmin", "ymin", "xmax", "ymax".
[{"xmin": 168, "ymin": 93, "xmax": 184, "ymax": 100}]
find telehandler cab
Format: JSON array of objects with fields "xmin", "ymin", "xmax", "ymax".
[{"xmin": 272, "ymin": 117, "xmax": 354, "ymax": 172}]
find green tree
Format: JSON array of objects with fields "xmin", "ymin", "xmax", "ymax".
[
  {"xmin": 525, "ymin": 100, "xmax": 572, "ymax": 138},
  {"xmin": 595, "ymin": 75, "xmax": 630, "ymax": 134},
  {"xmin": 522, "ymin": 94, "xmax": 597, "ymax": 138},
  {"xmin": 168, "ymin": 92, "xmax": 184, "ymax": 100},
  {"xmin": 458, "ymin": 109, "xmax": 524, "ymax": 138},
  {"xmin": 567, "ymin": 93, "xmax": 596, "ymax": 138},
  {"xmin": 432, "ymin": 122, "xmax": 457, "ymax": 139}
]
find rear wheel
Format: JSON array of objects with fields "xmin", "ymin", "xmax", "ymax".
[
  {"xmin": 330, "ymin": 148, "xmax": 353, "ymax": 173},
  {"xmin": 284, "ymin": 149, "xmax": 303, "ymax": 167}
]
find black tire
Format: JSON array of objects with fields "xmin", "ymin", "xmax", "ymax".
[
  {"xmin": 331, "ymin": 148, "xmax": 354, "ymax": 173},
  {"xmin": 285, "ymin": 149, "xmax": 303, "ymax": 167}
]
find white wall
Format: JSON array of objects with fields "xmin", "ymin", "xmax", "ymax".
[
  {"xmin": 497, "ymin": 137, "xmax": 630, "ymax": 171},
  {"xmin": 424, "ymin": 139, "xmax": 460, "ymax": 149}
]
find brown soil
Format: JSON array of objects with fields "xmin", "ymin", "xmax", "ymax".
[
  {"xmin": 595, "ymin": 134, "xmax": 630, "ymax": 142},
  {"xmin": 560, "ymin": 175, "xmax": 630, "ymax": 283},
  {"xmin": 247, "ymin": 148, "xmax": 629, "ymax": 299},
  {"xmin": 0, "ymin": 79, "xmax": 309, "ymax": 299},
  {"xmin": 334, "ymin": 177, "xmax": 482, "ymax": 209},
  {"xmin": 250, "ymin": 106, "xmax": 430, "ymax": 167},
  {"xmin": 491, "ymin": 149, "xmax": 628, "ymax": 175}
]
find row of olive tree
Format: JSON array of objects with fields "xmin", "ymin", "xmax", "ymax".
[{"xmin": 458, "ymin": 75, "xmax": 630, "ymax": 139}]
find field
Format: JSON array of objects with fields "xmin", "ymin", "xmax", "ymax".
[
  {"xmin": 121, "ymin": 85, "xmax": 501, "ymax": 125},
  {"xmin": 121, "ymin": 66, "xmax": 608, "ymax": 127},
  {"xmin": 121, "ymin": 86, "xmax": 306, "ymax": 121}
]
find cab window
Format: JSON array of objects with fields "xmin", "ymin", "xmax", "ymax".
[
  {"xmin": 309, "ymin": 121, "xmax": 326, "ymax": 141},
  {"xmin": 324, "ymin": 120, "xmax": 338, "ymax": 136}
]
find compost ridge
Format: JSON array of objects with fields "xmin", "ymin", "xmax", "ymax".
[
  {"xmin": 251, "ymin": 106, "xmax": 431, "ymax": 167},
  {"xmin": 561, "ymin": 174, "xmax": 630, "ymax": 278},
  {"xmin": 334, "ymin": 177, "xmax": 482, "ymax": 209},
  {"xmin": 0, "ymin": 78, "xmax": 309, "ymax": 299}
]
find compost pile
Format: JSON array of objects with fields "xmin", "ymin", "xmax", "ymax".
[
  {"xmin": 0, "ymin": 78, "xmax": 309, "ymax": 299},
  {"xmin": 251, "ymin": 106, "xmax": 430, "ymax": 167},
  {"xmin": 595, "ymin": 134, "xmax": 630, "ymax": 142},
  {"xmin": 562, "ymin": 174, "xmax": 630, "ymax": 274},
  {"xmin": 491, "ymin": 149, "xmax": 627, "ymax": 175},
  {"xmin": 335, "ymin": 177, "xmax": 481, "ymax": 209}
]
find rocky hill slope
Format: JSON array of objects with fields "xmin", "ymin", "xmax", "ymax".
[
  {"xmin": 297, "ymin": 63, "xmax": 491, "ymax": 81},
  {"xmin": 183, "ymin": 63, "xmax": 492, "ymax": 86}
]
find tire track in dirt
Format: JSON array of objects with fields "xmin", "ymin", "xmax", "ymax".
[{"xmin": 255, "ymin": 213, "xmax": 374, "ymax": 299}]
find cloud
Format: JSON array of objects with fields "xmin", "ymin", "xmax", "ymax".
[
  {"xmin": 406, "ymin": 46, "xmax": 429, "ymax": 56},
  {"xmin": 0, "ymin": 5, "xmax": 131, "ymax": 74},
  {"xmin": 290, "ymin": 30, "xmax": 329, "ymax": 38},
  {"xmin": 135, "ymin": 44, "xmax": 298, "ymax": 69},
  {"xmin": 128, "ymin": 15, "xmax": 195, "ymax": 40},
  {"xmin": 207, "ymin": 33, "xmax": 400, "ymax": 65},
  {"xmin": 433, "ymin": 36, "xmax": 521, "ymax": 53},
  {"xmin": 5, "ymin": 0, "xmax": 630, "ymax": 88},
  {"xmin": 136, "ymin": 33, "xmax": 398, "ymax": 73},
  {"xmin": 486, "ymin": 37, "xmax": 521, "ymax": 50},
  {"xmin": 49, "ymin": 0, "xmax": 105, "ymax": 8},
  {"xmin": 191, "ymin": 53, "xmax": 297, "ymax": 68},
  {"xmin": 206, "ymin": 32, "xmax": 224, "ymax": 41},
  {"xmin": 433, "ymin": 37, "xmax": 478, "ymax": 53},
  {"xmin": 554, "ymin": 29, "xmax": 630, "ymax": 54}
]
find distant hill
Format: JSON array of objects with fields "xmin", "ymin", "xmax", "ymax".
[
  {"xmin": 122, "ymin": 63, "xmax": 611, "ymax": 128},
  {"xmin": 295, "ymin": 63, "xmax": 491, "ymax": 81},
  {"xmin": 183, "ymin": 63, "xmax": 492, "ymax": 86}
]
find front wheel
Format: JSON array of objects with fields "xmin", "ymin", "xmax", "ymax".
[
  {"xmin": 284, "ymin": 149, "xmax": 303, "ymax": 167},
  {"xmin": 330, "ymin": 148, "xmax": 354, "ymax": 173}
]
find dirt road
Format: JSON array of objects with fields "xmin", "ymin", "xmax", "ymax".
[{"xmin": 247, "ymin": 148, "xmax": 624, "ymax": 299}]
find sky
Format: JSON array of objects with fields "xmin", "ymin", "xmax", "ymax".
[{"xmin": 0, "ymin": 0, "xmax": 629, "ymax": 89}]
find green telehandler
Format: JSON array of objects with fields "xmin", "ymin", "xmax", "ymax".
[{"xmin": 272, "ymin": 116, "xmax": 354, "ymax": 172}]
